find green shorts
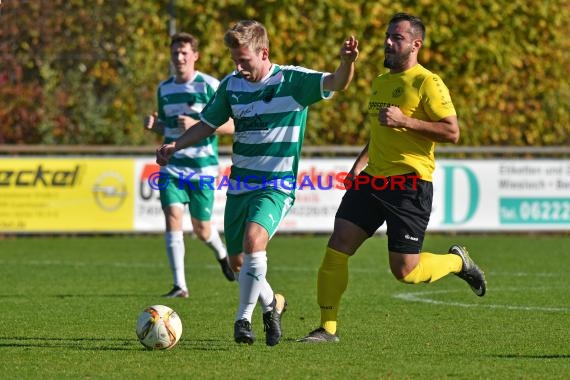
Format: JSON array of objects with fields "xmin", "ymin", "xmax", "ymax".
[
  {"xmin": 159, "ymin": 176, "xmax": 215, "ymax": 221},
  {"xmin": 224, "ymin": 189, "xmax": 293, "ymax": 255}
]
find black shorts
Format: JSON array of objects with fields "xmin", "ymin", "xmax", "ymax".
[{"xmin": 335, "ymin": 172, "xmax": 433, "ymax": 253}]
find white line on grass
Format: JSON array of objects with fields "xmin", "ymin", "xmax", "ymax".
[
  {"xmin": 0, "ymin": 259, "xmax": 564, "ymax": 276},
  {"xmin": 0, "ymin": 259, "xmax": 164, "ymax": 268},
  {"xmin": 393, "ymin": 289, "xmax": 569, "ymax": 313}
]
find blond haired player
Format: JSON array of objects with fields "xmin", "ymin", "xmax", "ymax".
[{"xmin": 157, "ymin": 20, "xmax": 358, "ymax": 346}]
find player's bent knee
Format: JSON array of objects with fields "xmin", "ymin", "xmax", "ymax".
[
  {"xmin": 192, "ymin": 223, "xmax": 210, "ymax": 241},
  {"xmin": 390, "ymin": 267, "xmax": 408, "ymax": 281},
  {"xmin": 394, "ymin": 264, "xmax": 426, "ymax": 284}
]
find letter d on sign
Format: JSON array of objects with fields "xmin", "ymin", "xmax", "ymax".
[{"xmin": 442, "ymin": 165, "xmax": 479, "ymax": 224}]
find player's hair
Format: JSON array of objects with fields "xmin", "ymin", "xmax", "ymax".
[
  {"xmin": 170, "ymin": 32, "xmax": 199, "ymax": 51},
  {"xmin": 223, "ymin": 20, "xmax": 269, "ymax": 52},
  {"xmin": 389, "ymin": 13, "xmax": 425, "ymax": 41}
]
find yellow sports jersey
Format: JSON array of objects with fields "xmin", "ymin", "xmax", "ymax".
[{"xmin": 364, "ymin": 64, "xmax": 456, "ymax": 182}]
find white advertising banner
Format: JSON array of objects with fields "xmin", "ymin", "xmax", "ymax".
[
  {"xmin": 133, "ymin": 157, "xmax": 350, "ymax": 233},
  {"xmin": 133, "ymin": 158, "xmax": 570, "ymax": 233},
  {"xmin": 134, "ymin": 159, "xmax": 227, "ymax": 232},
  {"xmin": 430, "ymin": 159, "xmax": 570, "ymax": 231}
]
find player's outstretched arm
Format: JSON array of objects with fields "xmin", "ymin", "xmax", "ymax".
[
  {"xmin": 323, "ymin": 36, "xmax": 359, "ymax": 92},
  {"xmin": 214, "ymin": 118, "xmax": 235, "ymax": 136}
]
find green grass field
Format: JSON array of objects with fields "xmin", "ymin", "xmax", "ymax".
[{"xmin": 1, "ymin": 234, "xmax": 569, "ymax": 379}]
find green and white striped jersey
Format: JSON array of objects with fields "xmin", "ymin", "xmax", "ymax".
[
  {"xmin": 201, "ymin": 64, "xmax": 331, "ymax": 197},
  {"xmin": 157, "ymin": 71, "xmax": 220, "ymax": 179}
]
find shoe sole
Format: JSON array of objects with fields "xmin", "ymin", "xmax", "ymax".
[
  {"xmin": 222, "ymin": 271, "xmax": 236, "ymax": 282},
  {"xmin": 163, "ymin": 291, "xmax": 189, "ymax": 297},
  {"xmin": 279, "ymin": 301, "xmax": 288, "ymax": 315},
  {"xmin": 219, "ymin": 260, "xmax": 236, "ymax": 282},
  {"xmin": 162, "ymin": 289, "xmax": 189, "ymax": 298},
  {"xmin": 449, "ymin": 245, "xmax": 486, "ymax": 297},
  {"xmin": 296, "ymin": 330, "xmax": 340, "ymax": 343},
  {"xmin": 298, "ymin": 337, "xmax": 340, "ymax": 343},
  {"xmin": 274, "ymin": 294, "xmax": 287, "ymax": 313},
  {"xmin": 235, "ymin": 336, "xmax": 255, "ymax": 345}
]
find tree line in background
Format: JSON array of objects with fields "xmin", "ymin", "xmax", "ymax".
[{"xmin": 1, "ymin": 0, "xmax": 569, "ymax": 147}]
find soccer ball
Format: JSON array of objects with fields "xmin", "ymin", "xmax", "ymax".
[{"xmin": 136, "ymin": 305, "xmax": 183, "ymax": 350}]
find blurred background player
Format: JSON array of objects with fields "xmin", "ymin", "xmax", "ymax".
[
  {"xmin": 299, "ymin": 13, "xmax": 486, "ymax": 343},
  {"xmin": 144, "ymin": 32, "xmax": 235, "ymax": 298},
  {"xmin": 156, "ymin": 20, "xmax": 358, "ymax": 345}
]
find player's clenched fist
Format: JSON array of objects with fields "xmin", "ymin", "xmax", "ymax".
[
  {"xmin": 156, "ymin": 143, "xmax": 176, "ymax": 166},
  {"xmin": 340, "ymin": 36, "xmax": 359, "ymax": 62},
  {"xmin": 143, "ymin": 112, "xmax": 157, "ymax": 130}
]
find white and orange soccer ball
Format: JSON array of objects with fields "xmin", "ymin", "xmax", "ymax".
[{"xmin": 135, "ymin": 305, "xmax": 183, "ymax": 350}]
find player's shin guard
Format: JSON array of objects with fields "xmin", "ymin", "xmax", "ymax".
[
  {"xmin": 317, "ymin": 247, "xmax": 349, "ymax": 335},
  {"xmin": 204, "ymin": 228, "xmax": 227, "ymax": 260},
  {"xmin": 258, "ymin": 278, "xmax": 275, "ymax": 313},
  {"xmin": 165, "ymin": 231, "xmax": 186, "ymax": 290},
  {"xmin": 401, "ymin": 252, "xmax": 463, "ymax": 284},
  {"xmin": 236, "ymin": 251, "xmax": 267, "ymax": 322}
]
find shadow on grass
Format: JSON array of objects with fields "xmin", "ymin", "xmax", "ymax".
[
  {"xmin": 494, "ymin": 354, "xmax": 570, "ymax": 359},
  {"xmin": 179, "ymin": 339, "xmax": 232, "ymax": 352},
  {"xmin": 0, "ymin": 294, "xmax": 155, "ymax": 299},
  {"xmin": 51, "ymin": 294, "xmax": 150, "ymax": 299},
  {"xmin": 0, "ymin": 337, "xmax": 135, "ymax": 350},
  {"xmin": 0, "ymin": 337, "xmax": 231, "ymax": 352}
]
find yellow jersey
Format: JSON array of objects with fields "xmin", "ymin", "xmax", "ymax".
[{"xmin": 364, "ymin": 64, "xmax": 456, "ymax": 182}]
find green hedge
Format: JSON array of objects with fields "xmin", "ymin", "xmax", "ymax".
[{"xmin": 1, "ymin": 0, "xmax": 568, "ymax": 147}]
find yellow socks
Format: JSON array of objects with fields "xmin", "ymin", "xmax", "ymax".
[
  {"xmin": 401, "ymin": 252, "xmax": 462, "ymax": 284},
  {"xmin": 316, "ymin": 249, "xmax": 462, "ymax": 334},
  {"xmin": 317, "ymin": 247, "xmax": 349, "ymax": 335}
]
